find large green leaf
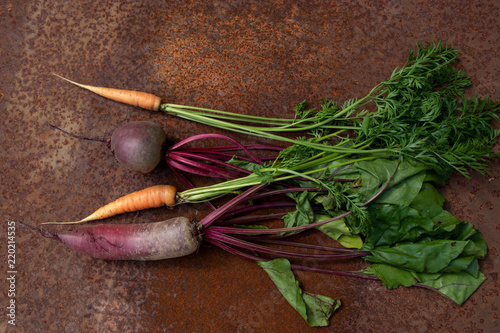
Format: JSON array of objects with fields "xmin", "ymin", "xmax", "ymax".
[
  {"xmin": 425, "ymin": 221, "xmax": 487, "ymax": 259},
  {"xmin": 417, "ymin": 271, "xmax": 486, "ymax": 305},
  {"xmin": 366, "ymin": 240, "xmax": 469, "ymax": 273},
  {"xmin": 410, "ymin": 182, "xmax": 447, "ymax": 220},
  {"xmin": 363, "ymin": 204, "xmax": 434, "ymax": 249},
  {"xmin": 361, "ymin": 264, "xmax": 486, "ymax": 305},
  {"xmin": 362, "ymin": 264, "xmax": 419, "ymax": 288},
  {"xmin": 258, "ymin": 259, "xmax": 340, "ymax": 327},
  {"xmin": 355, "ymin": 159, "xmax": 427, "ymax": 205},
  {"xmin": 441, "ymin": 256, "xmax": 478, "ymax": 275}
]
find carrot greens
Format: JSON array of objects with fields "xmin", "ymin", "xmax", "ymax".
[{"xmin": 161, "ymin": 41, "xmax": 499, "ymax": 178}]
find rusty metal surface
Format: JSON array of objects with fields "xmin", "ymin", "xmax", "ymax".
[{"xmin": 1, "ymin": 0, "xmax": 499, "ymax": 332}]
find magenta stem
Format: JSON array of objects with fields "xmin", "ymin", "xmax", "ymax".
[
  {"xmin": 219, "ymin": 201, "xmax": 296, "ymax": 220},
  {"xmin": 217, "ymin": 212, "xmax": 287, "ymax": 225},
  {"xmin": 178, "ymin": 143, "xmax": 283, "ymax": 152},
  {"xmin": 243, "ymin": 238, "xmax": 360, "ymax": 253},
  {"xmin": 205, "ymin": 230, "xmax": 367, "ymax": 259},
  {"xmin": 200, "ymin": 184, "xmax": 267, "ymax": 228},
  {"xmin": 169, "ymin": 133, "xmax": 264, "ymax": 164},
  {"xmin": 169, "ymin": 151, "xmax": 253, "ymax": 175},
  {"xmin": 206, "ymin": 236, "xmax": 380, "ymax": 281},
  {"xmin": 167, "ymin": 158, "xmax": 245, "ymax": 179},
  {"xmin": 207, "ymin": 210, "xmax": 353, "ymax": 235}
]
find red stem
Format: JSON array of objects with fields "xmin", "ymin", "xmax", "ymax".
[
  {"xmin": 169, "ymin": 151, "xmax": 253, "ymax": 175},
  {"xmin": 199, "ymin": 184, "xmax": 267, "ymax": 228},
  {"xmin": 205, "ymin": 230, "xmax": 368, "ymax": 259},
  {"xmin": 169, "ymin": 133, "xmax": 264, "ymax": 164}
]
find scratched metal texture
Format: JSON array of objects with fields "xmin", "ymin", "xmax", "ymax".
[{"xmin": 0, "ymin": 1, "xmax": 499, "ymax": 332}]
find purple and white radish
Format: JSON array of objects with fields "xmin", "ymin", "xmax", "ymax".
[{"xmin": 20, "ymin": 217, "xmax": 200, "ymax": 261}]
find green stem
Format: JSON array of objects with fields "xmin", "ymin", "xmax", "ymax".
[
  {"xmin": 163, "ymin": 105, "xmax": 382, "ymax": 154},
  {"xmin": 164, "ymin": 103, "xmax": 296, "ymax": 123},
  {"xmin": 312, "ymin": 129, "xmax": 347, "ymax": 143}
]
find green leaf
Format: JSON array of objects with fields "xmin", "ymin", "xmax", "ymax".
[
  {"xmin": 226, "ymin": 156, "xmax": 263, "ymax": 173},
  {"xmin": 425, "ymin": 221, "xmax": 487, "ymax": 259},
  {"xmin": 410, "ymin": 182, "xmax": 446, "ymax": 220},
  {"xmin": 283, "ymin": 191, "xmax": 315, "ymax": 228},
  {"xmin": 315, "ymin": 195, "xmax": 336, "ymax": 211},
  {"xmin": 302, "ymin": 292, "xmax": 341, "ymax": 327},
  {"xmin": 376, "ymin": 170, "xmax": 427, "ymax": 206},
  {"xmin": 441, "ymin": 256, "xmax": 477, "ymax": 274},
  {"xmin": 294, "ymin": 100, "xmax": 315, "ymax": 119},
  {"xmin": 258, "ymin": 259, "xmax": 340, "ymax": 327},
  {"xmin": 423, "ymin": 169, "xmax": 453, "ymax": 187},
  {"xmin": 366, "ymin": 240, "xmax": 468, "ymax": 273},
  {"xmin": 315, "ymin": 215, "xmax": 363, "ymax": 249},
  {"xmin": 361, "ymin": 263, "xmax": 486, "ymax": 304},
  {"xmin": 355, "ymin": 159, "xmax": 427, "ymax": 205},
  {"xmin": 463, "ymin": 232, "xmax": 487, "ymax": 259},
  {"xmin": 361, "ymin": 115, "xmax": 370, "ymax": 135},
  {"xmin": 464, "ymin": 258, "xmax": 480, "ymax": 278},
  {"xmin": 336, "ymin": 234, "xmax": 363, "ymax": 249},
  {"xmin": 255, "ymin": 169, "xmax": 275, "ymax": 185},
  {"xmin": 363, "ymin": 204, "xmax": 434, "ymax": 249},
  {"xmin": 362, "ymin": 264, "xmax": 419, "ymax": 289},
  {"xmin": 429, "ymin": 210, "xmax": 461, "ymax": 231},
  {"xmin": 417, "ymin": 271, "xmax": 486, "ymax": 305}
]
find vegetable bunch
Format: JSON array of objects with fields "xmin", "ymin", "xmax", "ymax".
[{"xmin": 22, "ymin": 41, "xmax": 499, "ymax": 326}]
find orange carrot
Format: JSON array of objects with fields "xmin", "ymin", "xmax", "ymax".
[
  {"xmin": 44, "ymin": 185, "xmax": 177, "ymax": 225},
  {"xmin": 53, "ymin": 74, "xmax": 162, "ymax": 111}
]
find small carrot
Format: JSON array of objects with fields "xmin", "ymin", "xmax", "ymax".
[
  {"xmin": 53, "ymin": 74, "xmax": 163, "ymax": 111},
  {"xmin": 44, "ymin": 185, "xmax": 177, "ymax": 225}
]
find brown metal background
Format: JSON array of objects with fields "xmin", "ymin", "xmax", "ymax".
[{"xmin": 1, "ymin": 1, "xmax": 499, "ymax": 332}]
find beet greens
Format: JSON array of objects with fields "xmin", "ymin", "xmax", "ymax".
[{"xmin": 194, "ymin": 162, "xmax": 487, "ymax": 325}]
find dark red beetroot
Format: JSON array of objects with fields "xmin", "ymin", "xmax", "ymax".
[
  {"xmin": 50, "ymin": 121, "xmax": 167, "ymax": 173},
  {"xmin": 110, "ymin": 121, "xmax": 167, "ymax": 173},
  {"xmin": 20, "ymin": 217, "xmax": 201, "ymax": 260}
]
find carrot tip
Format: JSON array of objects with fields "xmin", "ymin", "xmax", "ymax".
[
  {"xmin": 52, "ymin": 73, "xmax": 91, "ymax": 91},
  {"xmin": 41, "ymin": 220, "xmax": 86, "ymax": 225}
]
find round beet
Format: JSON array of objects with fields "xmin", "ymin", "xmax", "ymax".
[
  {"xmin": 50, "ymin": 121, "xmax": 167, "ymax": 173},
  {"xmin": 110, "ymin": 121, "xmax": 167, "ymax": 173}
]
